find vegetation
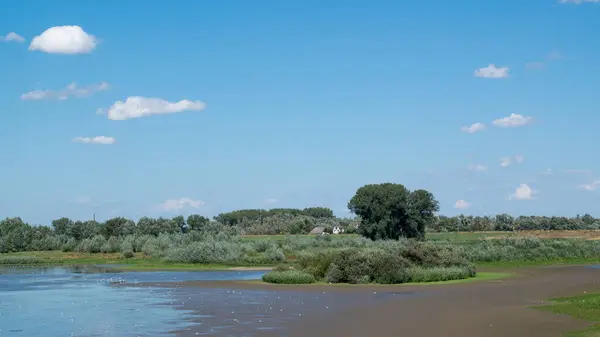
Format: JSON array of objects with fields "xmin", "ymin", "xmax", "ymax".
[
  {"xmin": 348, "ymin": 183, "xmax": 439, "ymax": 240},
  {"xmin": 3, "ymin": 182, "xmax": 600, "ymax": 285},
  {"xmin": 538, "ymin": 293, "xmax": 600, "ymax": 336}
]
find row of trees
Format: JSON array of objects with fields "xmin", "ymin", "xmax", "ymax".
[{"xmin": 1, "ymin": 183, "xmax": 599, "ymax": 253}]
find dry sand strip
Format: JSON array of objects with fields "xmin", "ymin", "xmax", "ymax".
[{"xmin": 160, "ymin": 265, "xmax": 600, "ymax": 337}]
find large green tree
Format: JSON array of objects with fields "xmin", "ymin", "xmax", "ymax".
[{"xmin": 347, "ymin": 183, "xmax": 439, "ymax": 240}]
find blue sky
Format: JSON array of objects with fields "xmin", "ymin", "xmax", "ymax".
[{"xmin": 1, "ymin": 0, "xmax": 600, "ymax": 225}]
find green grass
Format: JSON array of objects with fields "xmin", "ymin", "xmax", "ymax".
[
  {"xmin": 476, "ymin": 257, "xmax": 600, "ymax": 268},
  {"xmin": 245, "ymin": 272, "xmax": 512, "ymax": 287},
  {"xmin": 0, "ymin": 251, "xmax": 272, "ymax": 271},
  {"xmin": 426, "ymin": 231, "xmax": 514, "ymax": 242},
  {"xmin": 538, "ymin": 293, "xmax": 600, "ymax": 336}
]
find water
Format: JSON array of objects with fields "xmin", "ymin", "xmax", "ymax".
[
  {"xmin": 0, "ymin": 266, "xmax": 422, "ymax": 337},
  {"xmin": 0, "ymin": 266, "xmax": 265, "ymax": 336}
]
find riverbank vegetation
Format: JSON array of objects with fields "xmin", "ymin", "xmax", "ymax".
[
  {"xmin": 538, "ymin": 293, "xmax": 600, "ymax": 337},
  {"xmin": 3, "ymin": 183, "xmax": 600, "ymax": 284}
]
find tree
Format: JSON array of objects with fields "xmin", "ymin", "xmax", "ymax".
[
  {"xmin": 173, "ymin": 215, "xmax": 187, "ymax": 233},
  {"xmin": 303, "ymin": 207, "xmax": 334, "ymax": 218},
  {"xmin": 347, "ymin": 183, "xmax": 438, "ymax": 240},
  {"xmin": 187, "ymin": 214, "xmax": 210, "ymax": 231}
]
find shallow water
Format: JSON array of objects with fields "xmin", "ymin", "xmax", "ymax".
[
  {"xmin": 0, "ymin": 266, "xmax": 422, "ymax": 337},
  {"xmin": 0, "ymin": 266, "xmax": 265, "ymax": 336}
]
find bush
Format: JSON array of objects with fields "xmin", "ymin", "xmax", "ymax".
[
  {"xmin": 408, "ymin": 266, "xmax": 475, "ymax": 283},
  {"xmin": 122, "ymin": 250, "xmax": 135, "ymax": 259},
  {"xmin": 262, "ymin": 270, "xmax": 316, "ymax": 284}
]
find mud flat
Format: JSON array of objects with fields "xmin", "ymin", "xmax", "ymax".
[{"xmin": 155, "ymin": 265, "xmax": 600, "ymax": 337}]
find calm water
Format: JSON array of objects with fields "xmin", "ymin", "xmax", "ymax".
[
  {"xmin": 0, "ymin": 266, "xmax": 265, "ymax": 336},
  {"xmin": 0, "ymin": 266, "xmax": 421, "ymax": 337}
]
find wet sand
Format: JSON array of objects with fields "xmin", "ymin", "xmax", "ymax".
[{"xmin": 145, "ymin": 265, "xmax": 600, "ymax": 337}]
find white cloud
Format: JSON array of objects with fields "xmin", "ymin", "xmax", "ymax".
[
  {"xmin": 514, "ymin": 155, "xmax": 524, "ymax": 163},
  {"xmin": 158, "ymin": 198, "xmax": 204, "ymax": 212},
  {"xmin": 72, "ymin": 136, "xmax": 116, "ymax": 145},
  {"xmin": 461, "ymin": 122, "xmax": 485, "ymax": 134},
  {"xmin": 492, "ymin": 113, "xmax": 533, "ymax": 127},
  {"xmin": 547, "ymin": 51, "xmax": 563, "ymax": 60},
  {"xmin": 565, "ymin": 169, "xmax": 592, "ymax": 175},
  {"xmin": 474, "ymin": 64, "xmax": 509, "ymax": 79},
  {"xmin": 454, "ymin": 200, "xmax": 471, "ymax": 209},
  {"xmin": 21, "ymin": 82, "xmax": 109, "ymax": 101},
  {"xmin": 509, "ymin": 184, "xmax": 535, "ymax": 200},
  {"xmin": 541, "ymin": 168, "xmax": 553, "ymax": 175},
  {"xmin": 468, "ymin": 164, "xmax": 488, "ymax": 172},
  {"xmin": 500, "ymin": 157, "xmax": 512, "ymax": 167},
  {"xmin": 0, "ymin": 32, "xmax": 25, "ymax": 43},
  {"xmin": 104, "ymin": 96, "xmax": 206, "ymax": 120},
  {"xmin": 264, "ymin": 198, "xmax": 279, "ymax": 205},
  {"xmin": 29, "ymin": 26, "xmax": 97, "ymax": 54},
  {"xmin": 580, "ymin": 180, "xmax": 600, "ymax": 191},
  {"xmin": 560, "ymin": 0, "xmax": 600, "ymax": 3}
]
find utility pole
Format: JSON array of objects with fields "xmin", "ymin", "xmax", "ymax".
[{"xmin": 93, "ymin": 213, "xmax": 96, "ymax": 222}]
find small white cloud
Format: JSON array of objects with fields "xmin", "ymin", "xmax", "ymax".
[
  {"xmin": 454, "ymin": 200, "xmax": 471, "ymax": 209},
  {"xmin": 509, "ymin": 184, "xmax": 535, "ymax": 200},
  {"xmin": 580, "ymin": 180, "xmax": 600, "ymax": 191},
  {"xmin": 29, "ymin": 25, "xmax": 97, "ymax": 54},
  {"xmin": 547, "ymin": 51, "xmax": 563, "ymax": 60},
  {"xmin": 21, "ymin": 82, "xmax": 109, "ymax": 101},
  {"xmin": 264, "ymin": 198, "xmax": 279, "ymax": 205},
  {"xmin": 158, "ymin": 198, "xmax": 204, "ymax": 212},
  {"xmin": 0, "ymin": 32, "xmax": 25, "ymax": 43},
  {"xmin": 500, "ymin": 157, "xmax": 512, "ymax": 167},
  {"xmin": 461, "ymin": 123, "xmax": 485, "ymax": 134},
  {"xmin": 514, "ymin": 155, "xmax": 524, "ymax": 163},
  {"xmin": 560, "ymin": 0, "xmax": 600, "ymax": 4},
  {"xmin": 72, "ymin": 136, "xmax": 116, "ymax": 145},
  {"xmin": 468, "ymin": 164, "xmax": 488, "ymax": 172},
  {"xmin": 541, "ymin": 168, "xmax": 553, "ymax": 175},
  {"xmin": 474, "ymin": 64, "xmax": 509, "ymax": 79},
  {"xmin": 565, "ymin": 169, "xmax": 592, "ymax": 175},
  {"xmin": 492, "ymin": 113, "xmax": 533, "ymax": 128},
  {"xmin": 105, "ymin": 96, "xmax": 206, "ymax": 120}
]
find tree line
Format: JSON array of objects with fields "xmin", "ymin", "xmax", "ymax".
[{"xmin": 1, "ymin": 183, "xmax": 599, "ymax": 253}]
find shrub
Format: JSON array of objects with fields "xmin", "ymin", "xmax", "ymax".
[
  {"xmin": 122, "ymin": 250, "xmax": 135, "ymax": 259},
  {"xmin": 101, "ymin": 236, "xmax": 120, "ymax": 253},
  {"xmin": 61, "ymin": 238, "xmax": 77, "ymax": 252},
  {"xmin": 262, "ymin": 270, "xmax": 316, "ymax": 284},
  {"xmin": 408, "ymin": 266, "xmax": 475, "ymax": 283},
  {"xmin": 76, "ymin": 235, "xmax": 106, "ymax": 253}
]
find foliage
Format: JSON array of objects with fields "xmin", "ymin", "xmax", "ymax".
[
  {"xmin": 262, "ymin": 270, "xmax": 316, "ymax": 284},
  {"xmin": 348, "ymin": 183, "xmax": 439, "ymax": 240}
]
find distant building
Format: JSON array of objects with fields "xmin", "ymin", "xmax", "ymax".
[
  {"xmin": 332, "ymin": 226, "xmax": 344, "ymax": 234},
  {"xmin": 309, "ymin": 227, "xmax": 325, "ymax": 235}
]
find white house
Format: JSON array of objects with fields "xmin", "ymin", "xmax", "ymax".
[{"xmin": 332, "ymin": 226, "xmax": 344, "ymax": 234}]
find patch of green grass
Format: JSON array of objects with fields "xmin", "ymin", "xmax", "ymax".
[
  {"xmin": 0, "ymin": 251, "xmax": 272, "ymax": 271},
  {"xmin": 426, "ymin": 231, "xmax": 514, "ymax": 242},
  {"xmin": 477, "ymin": 257, "xmax": 600, "ymax": 268},
  {"xmin": 538, "ymin": 293, "xmax": 600, "ymax": 336}
]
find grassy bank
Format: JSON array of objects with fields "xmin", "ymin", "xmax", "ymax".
[
  {"xmin": 538, "ymin": 293, "xmax": 600, "ymax": 336},
  {"xmin": 0, "ymin": 251, "xmax": 270, "ymax": 271}
]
